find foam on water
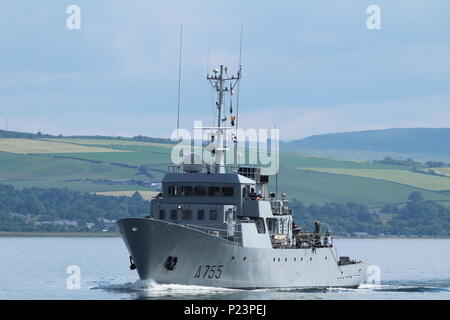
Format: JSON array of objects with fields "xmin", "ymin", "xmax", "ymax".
[{"xmin": 91, "ymin": 278, "xmax": 240, "ymax": 296}]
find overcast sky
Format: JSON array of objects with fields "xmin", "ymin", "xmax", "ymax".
[{"xmin": 1, "ymin": 0, "xmax": 449, "ymax": 140}]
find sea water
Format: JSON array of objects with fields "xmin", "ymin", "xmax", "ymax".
[{"xmin": 0, "ymin": 237, "xmax": 449, "ymax": 300}]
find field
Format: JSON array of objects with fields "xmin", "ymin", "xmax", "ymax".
[
  {"xmin": 272, "ymin": 167, "xmax": 450, "ymax": 207},
  {"xmin": 0, "ymin": 138, "xmax": 127, "ymax": 154},
  {"xmin": 2, "ymin": 136, "xmax": 450, "ymax": 208},
  {"xmin": 0, "ymin": 152, "xmax": 136, "ymax": 180},
  {"xmin": 42, "ymin": 138, "xmax": 174, "ymax": 148},
  {"xmin": 418, "ymin": 167, "xmax": 450, "ymax": 177},
  {"xmin": 94, "ymin": 190, "xmax": 159, "ymax": 200},
  {"xmin": 295, "ymin": 167, "xmax": 450, "ymax": 191}
]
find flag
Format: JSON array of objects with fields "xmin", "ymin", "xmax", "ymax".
[{"xmin": 231, "ymin": 115, "xmax": 236, "ymax": 126}]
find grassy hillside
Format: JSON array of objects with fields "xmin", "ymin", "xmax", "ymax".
[
  {"xmin": 272, "ymin": 167, "xmax": 450, "ymax": 207},
  {"xmin": 2, "ymin": 135, "xmax": 450, "ymax": 208},
  {"xmin": 295, "ymin": 168, "xmax": 450, "ymax": 191},
  {"xmin": 281, "ymin": 128, "xmax": 450, "ymax": 161}
]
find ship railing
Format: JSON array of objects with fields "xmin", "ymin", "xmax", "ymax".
[
  {"xmin": 167, "ymin": 164, "xmax": 239, "ymax": 174},
  {"xmin": 184, "ymin": 223, "xmax": 243, "ymax": 245},
  {"xmin": 293, "ymin": 232, "xmax": 334, "ymax": 249},
  {"xmin": 270, "ymin": 199, "xmax": 292, "ymax": 215},
  {"xmin": 167, "ymin": 164, "xmax": 260, "ymax": 174}
]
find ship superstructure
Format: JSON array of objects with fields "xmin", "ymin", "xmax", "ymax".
[{"xmin": 116, "ymin": 65, "xmax": 365, "ymax": 288}]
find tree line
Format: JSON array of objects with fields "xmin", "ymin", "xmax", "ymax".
[
  {"xmin": 0, "ymin": 184, "xmax": 149, "ymax": 232},
  {"xmin": 1, "ymin": 183, "xmax": 449, "ymax": 236},
  {"xmin": 292, "ymin": 191, "xmax": 450, "ymax": 237}
]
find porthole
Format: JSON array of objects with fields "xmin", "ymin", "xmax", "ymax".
[
  {"xmin": 131, "ymin": 227, "xmax": 138, "ymax": 232},
  {"xmin": 325, "ymin": 256, "xmax": 328, "ymax": 260},
  {"xmin": 310, "ymin": 257, "xmax": 312, "ymax": 261},
  {"xmin": 273, "ymin": 258, "xmax": 275, "ymax": 262},
  {"xmin": 243, "ymin": 256, "xmax": 247, "ymax": 261},
  {"xmin": 285, "ymin": 258, "xmax": 287, "ymax": 262},
  {"xmin": 301, "ymin": 257, "xmax": 303, "ymax": 261},
  {"xmin": 278, "ymin": 258, "xmax": 280, "ymax": 262},
  {"xmin": 232, "ymin": 256, "xmax": 235, "ymax": 260},
  {"xmin": 294, "ymin": 258, "xmax": 297, "ymax": 262}
]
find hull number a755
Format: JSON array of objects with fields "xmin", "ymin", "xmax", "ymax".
[{"xmin": 194, "ymin": 265, "xmax": 224, "ymax": 279}]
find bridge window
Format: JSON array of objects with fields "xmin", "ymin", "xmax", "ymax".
[
  {"xmin": 197, "ymin": 210, "xmax": 205, "ymax": 220},
  {"xmin": 255, "ymin": 218, "xmax": 266, "ymax": 234},
  {"xmin": 168, "ymin": 186, "xmax": 178, "ymax": 197},
  {"xmin": 182, "ymin": 210, "xmax": 192, "ymax": 220},
  {"xmin": 209, "ymin": 210, "xmax": 218, "ymax": 220},
  {"xmin": 222, "ymin": 187, "xmax": 234, "ymax": 196},
  {"xmin": 194, "ymin": 186, "xmax": 207, "ymax": 196},
  {"xmin": 208, "ymin": 186, "xmax": 221, "ymax": 196},
  {"xmin": 181, "ymin": 186, "xmax": 193, "ymax": 196},
  {"xmin": 170, "ymin": 209, "xmax": 177, "ymax": 220},
  {"xmin": 159, "ymin": 210, "xmax": 166, "ymax": 220}
]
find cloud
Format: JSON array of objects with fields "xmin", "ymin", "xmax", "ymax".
[
  {"xmin": 3, "ymin": 95, "xmax": 449, "ymax": 142},
  {"xmin": 235, "ymin": 95, "xmax": 450, "ymax": 140},
  {"xmin": 1, "ymin": 0, "xmax": 450, "ymax": 140}
]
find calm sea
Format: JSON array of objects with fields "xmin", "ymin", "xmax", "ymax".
[{"xmin": 0, "ymin": 237, "xmax": 449, "ymax": 300}]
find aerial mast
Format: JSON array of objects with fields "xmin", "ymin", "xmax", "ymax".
[{"xmin": 207, "ymin": 65, "xmax": 241, "ymax": 173}]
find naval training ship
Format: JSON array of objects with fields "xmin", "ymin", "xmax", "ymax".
[{"xmin": 116, "ymin": 65, "xmax": 366, "ymax": 288}]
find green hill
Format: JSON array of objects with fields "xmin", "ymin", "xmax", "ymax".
[
  {"xmin": 2, "ymin": 131, "xmax": 450, "ymax": 235},
  {"xmin": 281, "ymin": 128, "xmax": 450, "ymax": 162},
  {"xmin": 2, "ymin": 132, "xmax": 450, "ymax": 208}
]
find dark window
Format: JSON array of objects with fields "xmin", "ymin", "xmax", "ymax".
[
  {"xmin": 208, "ymin": 186, "xmax": 221, "ymax": 196},
  {"xmin": 194, "ymin": 186, "xmax": 207, "ymax": 196},
  {"xmin": 209, "ymin": 210, "xmax": 217, "ymax": 220},
  {"xmin": 255, "ymin": 218, "xmax": 266, "ymax": 234},
  {"xmin": 182, "ymin": 210, "xmax": 192, "ymax": 220},
  {"xmin": 222, "ymin": 187, "xmax": 234, "ymax": 196},
  {"xmin": 168, "ymin": 186, "xmax": 179, "ymax": 196},
  {"xmin": 181, "ymin": 186, "xmax": 193, "ymax": 196},
  {"xmin": 197, "ymin": 210, "xmax": 205, "ymax": 220},
  {"xmin": 159, "ymin": 210, "xmax": 166, "ymax": 220},
  {"xmin": 170, "ymin": 209, "xmax": 178, "ymax": 220}
]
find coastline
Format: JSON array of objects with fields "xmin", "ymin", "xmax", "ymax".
[
  {"xmin": 0, "ymin": 232, "xmax": 449, "ymax": 239},
  {"xmin": 0, "ymin": 232, "xmax": 120, "ymax": 238}
]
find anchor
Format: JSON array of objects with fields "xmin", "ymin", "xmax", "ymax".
[
  {"xmin": 129, "ymin": 256, "xmax": 136, "ymax": 270},
  {"xmin": 165, "ymin": 256, "xmax": 178, "ymax": 271}
]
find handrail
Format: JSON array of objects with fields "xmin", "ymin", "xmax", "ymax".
[
  {"xmin": 184, "ymin": 223, "xmax": 243, "ymax": 245},
  {"xmin": 167, "ymin": 163, "xmax": 261, "ymax": 174}
]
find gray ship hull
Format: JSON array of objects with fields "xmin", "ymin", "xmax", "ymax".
[{"xmin": 117, "ymin": 218, "xmax": 366, "ymax": 289}]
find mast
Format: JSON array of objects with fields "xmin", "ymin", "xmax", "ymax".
[{"xmin": 207, "ymin": 65, "xmax": 241, "ymax": 173}]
